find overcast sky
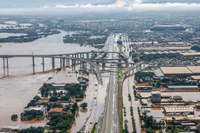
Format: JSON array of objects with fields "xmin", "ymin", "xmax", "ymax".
[
  {"xmin": 0, "ymin": 0, "xmax": 114, "ymax": 7},
  {"xmin": 0, "ymin": 0, "xmax": 200, "ymax": 15},
  {"xmin": 1, "ymin": 0, "xmax": 200, "ymax": 8}
]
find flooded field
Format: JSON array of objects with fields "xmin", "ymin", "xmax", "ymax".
[{"xmin": 0, "ymin": 31, "xmax": 96, "ymax": 128}]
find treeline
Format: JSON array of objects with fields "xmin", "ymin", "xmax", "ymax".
[
  {"xmin": 0, "ymin": 28, "xmax": 60, "ymax": 43},
  {"xmin": 63, "ymin": 33, "xmax": 106, "ymax": 48}
]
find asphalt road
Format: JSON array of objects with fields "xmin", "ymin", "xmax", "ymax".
[{"xmin": 100, "ymin": 34, "xmax": 121, "ymax": 133}]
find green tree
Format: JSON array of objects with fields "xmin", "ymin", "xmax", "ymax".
[
  {"xmin": 80, "ymin": 102, "xmax": 88, "ymax": 110},
  {"xmin": 19, "ymin": 127, "xmax": 44, "ymax": 133},
  {"xmin": 11, "ymin": 114, "xmax": 18, "ymax": 121}
]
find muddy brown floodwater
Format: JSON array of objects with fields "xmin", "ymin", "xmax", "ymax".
[{"xmin": 0, "ymin": 31, "xmax": 95, "ymax": 128}]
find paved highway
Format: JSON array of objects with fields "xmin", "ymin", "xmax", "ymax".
[{"xmin": 99, "ymin": 34, "xmax": 122, "ymax": 133}]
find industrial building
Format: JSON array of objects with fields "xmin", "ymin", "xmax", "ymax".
[
  {"xmin": 151, "ymin": 24, "xmax": 188, "ymax": 32},
  {"xmin": 167, "ymin": 85, "xmax": 199, "ymax": 91},
  {"xmin": 160, "ymin": 66, "xmax": 200, "ymax": 77},
  {"xmin": 164, "ymin": 106, "xmax": 194, "ymax": 115},
  {"xmin": 151, "ymin": 91, "xmax": 161, "ymax": 103}
]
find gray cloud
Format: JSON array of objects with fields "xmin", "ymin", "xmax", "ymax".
[{"xmin": 0, "ymin": 0, "xmax": 200, "ymax": 15}]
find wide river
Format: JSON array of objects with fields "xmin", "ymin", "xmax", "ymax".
[{"xmin": 0, "ymin": 31, "xmax": 96, "ymax": 128}]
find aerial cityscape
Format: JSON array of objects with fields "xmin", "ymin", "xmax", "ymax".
[{"xmin": 0, "ymin": 0, "xmax": 200, "ymax": 133}]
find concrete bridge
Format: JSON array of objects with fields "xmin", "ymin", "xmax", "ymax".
[{"xmin": 0, "ymin": 51, "xmax": 129, "ymax": 85}]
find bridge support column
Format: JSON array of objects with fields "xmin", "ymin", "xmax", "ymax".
[
  {"xmin": 60, "ymin": 58, "xmax": 62, "ymax": 69},
  {"xmin": 6, "ymin": 58, "xmax": 9, "ymax": 76},
  {"xmin": 136, "ymin": 65, "xmax": 139, "ymax": 72},
  {"xmin": 125, "ymin": 59, "xmax": 129, "ymax": 68},
  {"xmin": 71, "ymin": 59, "xmax": 73, "ymax": 71},
  {"xmin": 79, "ymin": 61, "xmax": 82, "ymax": 69},
  {"xmin": 102, "ymin": 62, "xmax": 105, "ymax": 71},
  {"xmin": 2, "ymin": 58, "xmax": 6, "ymax": 76},
  {"xmin": 42, "ymin": 57, "xmax": 45, "ymax": 72},
  {"xmin": 72, "ymin": 59, "xmax": 76, "ymax": 71},
  {"xmin": 32, "ymin": 56, "xmax": 35, "ymax": 74},
  {"xmin": 74, "ymin": 60, "xmax": 76, "ymax": 71},
  {"xmin": 87, "ymin": 53, "xmax": 89, "ymax": 59},
  {"xmin": 62, "ymin": 58, "xmax": 66, "ymax": 70},
  {"xmin": 81, "ymin": 61, "xmax": 84, "ymax": 70},
  {"xmin": 66, "ymin": 57, "xmax": 70, "ymax": 67},
  {"xmin": 83, "ymin": 61, "xmax": 86, "ymax": 70},
  {"xmin": 52, "ymin": 57, "xmax": 55, "ymax": 72},
  {"xmin": 75, "ymin": 54, "xmax": 78, "ymax": 58}
]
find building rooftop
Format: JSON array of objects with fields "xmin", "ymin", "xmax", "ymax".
[
  {"xmin": 187, "ymin": 66, "xmax": 200, "ymax": 74},
  {"xmin": 191, "ymin": 76, "xmax": 200, "ymax": 80},
  {"xmin": 151, "ymin": 91, "xmax": 161, "ymax": 95},
  {"xmin": 24, "ymin": 105, "xmax": 45, "ymax": 111},
  {"xmin": 160, "ymin": 67, "xmax": 192, "ymax": 75},
  {"xmin": 49, "ymin": 108, "xmax": 63, "ymax": 113},
  {"xmin": 181, "ymin": 52, "xmax": 200, "ymax": 56},
  {"xmin": 164, "ymin": 106, "xmax": 194, "ymax": 113},
  {"xmin": 167, "ymin": 85, "xmax": 198, "ymax": 89}
]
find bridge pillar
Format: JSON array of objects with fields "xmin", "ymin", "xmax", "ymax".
[
  {"xmin": 79, "ymin": 61, "xmax": 82, "ymax": 69},
  {"xmin": 66, "ymin": 56, "xmax": 70, "ymax": 67},
  {"xmin": 42, "ymin": 57, "xmax": 45, "ymax": 72},
  {"xmin": 72, "ymin": 59, "xmax": 76, "ymax": 71},
  {"xmin": 102, "ymin": 62, "xmax": 106, "ymax": 71},
  {"xmin": 52, "ymin": 57, "xmax": 55, "ymax": 72},
  {"xmin": 6, "ymin": 58, "xmax": 9, "ymax": 76},
  {"xmin": 62, "ymin": 58, "xmax": 66, "ymax": 70},
  {"xmin": 71, "ymin": 59, "xmax": 74, "ymax": 71},
  {"xmin": 87, "ymin": 53, "xmax": 89, "ymax": 59},
  {"xmin": 75, "ymin": 54, "xmax": 78, "ymax": 58},
  {"xmin": 125, "ymin": 60, "xmax": 129, "ymax": 68},
  {"xmin": 74, "ymin": 60, "xmax": 76, "ymax": 71},
  {"xmin": 83, "ymin": 61, "xmax": 87, "ymax": 70},
  {"xmin": 2, "ymin": 58, "xmax": 6, "ymax": 76},
  {"xmin": 60, "ymin": 58, "xmax": 63, "ymax": 69},
  {"xmin": 81, "ymin": 61, "xmax": 85, "ymax": 70},
  {"xmin": 136, "ymin": 65, "xmax": 139, "ymax": 72},
  {"xmin": 32, "ymin": 56, "xmax": 35, "ymax": 74}
]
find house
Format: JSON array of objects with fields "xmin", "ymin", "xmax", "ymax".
[
  {"xmin": 48, "ymin": 108, "xmax": 63, "ymax": 116},
  {"xmin": 24, "ymin": 105, "xmax": 47, "ymax": 116}
]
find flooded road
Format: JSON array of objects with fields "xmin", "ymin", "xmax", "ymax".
[
  {"xmin": 123, "ymin": 76, "xmax": 141, "ymax": 133},
  {"xmin": 71, "ymin": 73, "xmax": 109, "ymax": 133},
  {"xmin": 0, "ymin": 31, "xmax": 95, "ymax": 128}
]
